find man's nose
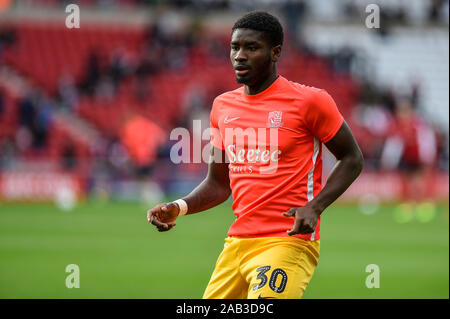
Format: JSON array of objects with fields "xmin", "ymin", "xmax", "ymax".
[{"xmin": 234, "ymin": 49, "xmax": 247, "ymax": 61}]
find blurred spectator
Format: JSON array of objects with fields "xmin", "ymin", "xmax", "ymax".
[
  {"xmin": 395, "ymin": 98, "xmax": 437, "ymax": 170},
  {"xmin": 438, "ymin": 134, "xmax": 449, "ymax": 171},
  {"xmin": 376, "ymin": 8, "xmax": 393, "ymax": 38},
  {"xmin": 18, "ymin": 93, "xmax": 37, "ymax": 130},
  {"xmin": 381, "ymin": 97, "xmax": 439, "ymax": 201},
  {"xmin": 135, "ymin": 51, "xmax": 159, "ymax": 101},
  {"xmin": 17, "ymin": 91, "xmax": 53, "ymax": 150},
  {"xmin": 0, "ymin": 26, "xmax": 16, "ymax": 61},
  {"xmin": 353, "ymin": 103, "xmax": 393, "ymax": 170},
  {"xmin": 95, "ymin": 74, "xmax": 115, "ymax": 101},
  {"xmin": 15, "ymin": 126, "xmax": 32, "ymax": 153},
  {"xmin": 342, "ymin": 0, "xmax": 359, "ymax": 18},
  {"xmin": 32, "ymin": 93, "xmax": 53, "ymax": 149},
  {"xmin": 120, "ymin": 114, "xmax": 166, "ymax": 178},
  {"xmin": 0, "ymin": 0, "xmax": 12, "ymax": 12},
  {"xmin": 58, "ymin": 73, "xmax": 79, "ymax": 111},
  {"xmin": 61, "ymin": 141, "xmax": 77, "ymax": 171},
  {"xmin": 380, "ymin": 89, "xmax": 397, "ymax": 114},
  {"xmin": 352, "ymin": 72, "xmax": 443, "ymax": 175},
  {"xmin": 109, "ymin": 48, "xmax": 132, "ymax": 90},
  {"xmin": 380, "ymin": 97, "xmax": 438, "ymax": 171},
  {"xmin": 281, "ymin": 0, "xmax": 307, "ymax": 45},
  {"xmin": 329, "ymin": 46, "xmax": 356, "ymax": 75},
  {"xmin": 0, "ymin": 137, "xmax": 18, "ymax": 169},
  {"xmin": 80, "ymin": 51, "xmax": 101, "ymax": 96},
  {"xmin": 150, "ymin": 9, "xmax": 190, "ymax": 70},
  {"xmin": 429, "ymin": 0, "xmax": 449, "ymax": 23},
  {"xmin": 181, "ymin": 82, "xmax": 208, "ymax": 128},
  {"xmin": 107, "ymin": 138, "xmax": 131, "ymax": 178}
]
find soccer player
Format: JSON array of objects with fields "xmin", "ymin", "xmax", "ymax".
[{"xmin": 147, "ymin": 11, "xmax": 364, "ymax": 299}]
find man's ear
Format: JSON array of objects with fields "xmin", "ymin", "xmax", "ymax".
[{"xmin": 272, "ymin": 45, "xmax": 282, "ymax": 62}]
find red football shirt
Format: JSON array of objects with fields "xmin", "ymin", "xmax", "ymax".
[{"xmin": 210, "ymin": 75, "xmax": 343, "ymax": 241}]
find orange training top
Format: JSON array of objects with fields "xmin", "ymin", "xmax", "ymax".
[{"xmin": 210, "ymin": 75, "xmax": 344, "ymax": 241}]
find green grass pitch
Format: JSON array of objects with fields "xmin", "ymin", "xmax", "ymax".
[{"xmin": 0, "ymin": 200, "xmax": 448, "ymax": 298}]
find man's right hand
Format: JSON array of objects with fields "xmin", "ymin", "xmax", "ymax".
[{"xmin": 147, "ymin": 202, "xmax": 180, "ymax": 232}]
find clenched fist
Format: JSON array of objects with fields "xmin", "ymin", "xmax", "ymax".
[{"xmin": 147, "ymin": 202, "xmax": 180, "ymax": 232}]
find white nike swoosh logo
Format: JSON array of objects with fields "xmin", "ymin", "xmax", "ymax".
[{"xmin": 224, "ymin": 116, "xmax": 240, "ymax": 124}]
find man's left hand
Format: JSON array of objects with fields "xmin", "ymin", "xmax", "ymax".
[{"xmin": 283, "ymin": 205, "xmax": 321, "ymax": 236}]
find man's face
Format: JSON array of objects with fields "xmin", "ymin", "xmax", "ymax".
[{"xmin": 230, "ymin": 28, "xmax": 278, "ymax": 86}]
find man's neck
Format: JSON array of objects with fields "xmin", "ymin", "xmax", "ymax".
[{"xmin": 245, "ymin": 72, "xmax": 279, "ymax": 95}]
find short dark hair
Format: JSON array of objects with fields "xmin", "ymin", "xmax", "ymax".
[{"xmin": 232, "ymin": 11, "xmax": 284, "ymax": 47}]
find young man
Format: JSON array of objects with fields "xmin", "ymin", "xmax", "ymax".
[{"xmin": 147, "ymin": 11, "xmax": 364, "ymax": 299}]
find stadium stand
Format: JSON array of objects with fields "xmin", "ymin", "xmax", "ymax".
[
  {"xmin": 0, "ymin": 0, "xmax": 448, "ymax": 201},
  {"xmin": 0, "ymin": 18, "xmax": 358, "ymax": 161}
]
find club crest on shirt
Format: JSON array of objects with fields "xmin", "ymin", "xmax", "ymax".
[{"xmin": 266, "ymin": 111, "xmax": 283, "ymax": 128}]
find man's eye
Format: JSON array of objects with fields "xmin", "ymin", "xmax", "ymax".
[
  {"xmin": 248, "ymin": 47, "xmax": 256, "ymax": 51},
  {"xmin": 231, "ymin": 46, "xmax": 238, "ymax": 51}
]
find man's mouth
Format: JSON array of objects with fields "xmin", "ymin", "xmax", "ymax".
[{"xmin": 234, "ymin": 65, "xmax": 250, "ymax": 76}]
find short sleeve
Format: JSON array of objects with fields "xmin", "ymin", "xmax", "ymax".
[
  {"xmin": 302, "ymin": 89, "xmax": 344, "ymax": 143},
  {"xmin": 210, "ymin": 98, "xmax": 224, "ymax": 150}
]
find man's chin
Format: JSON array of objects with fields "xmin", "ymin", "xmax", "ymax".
[{"xmin": 236, "ymin": 76, "xmax": 250, "ymax": 84}]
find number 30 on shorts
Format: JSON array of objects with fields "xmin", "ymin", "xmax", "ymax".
[{"xmin": 252, "ymin": 266, "xmax": 288, "ymax": 293}]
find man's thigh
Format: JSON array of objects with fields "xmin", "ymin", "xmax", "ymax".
[
  {"xmin": 240, "ymin": 238, "xmax": 320, "ymax": 299},
  {"xmin": 203, "ymin": 238, "xmax": 247, "ymax": 299}
]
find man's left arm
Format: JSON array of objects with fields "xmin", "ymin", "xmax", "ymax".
[{"xmin": 284, "ymin": 121, "xmax": 364, "ymax": 235}]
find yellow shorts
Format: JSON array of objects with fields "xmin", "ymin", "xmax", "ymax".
[{"xmin": 203, "ymin": 236, "xmax": 320, "ymax": 299}]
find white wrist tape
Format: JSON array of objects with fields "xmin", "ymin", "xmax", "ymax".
[{"xmin": 173, "ymin": 199, "xmax": 188, "ymax": 216}]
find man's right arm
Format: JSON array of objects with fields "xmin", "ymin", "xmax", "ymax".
[
  {"xmin": 147, "ymin": 146, "xmax": 231, "ymax": 232},
  {"xmin": 181, "ymin": 146, "xmax": 231, "ymax": 215}
]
